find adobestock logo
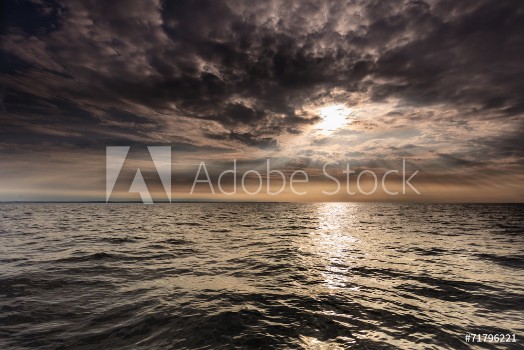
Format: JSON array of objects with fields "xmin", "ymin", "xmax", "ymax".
[
  {"xmin": 106, "ymin": 146, "xmax": 171, "ymax": 204},
  {"xmin": 106, "ymin": 146, "xmax": 421, "ymax": 203}
]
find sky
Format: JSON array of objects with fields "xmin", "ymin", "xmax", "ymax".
[{"xmin": 1, "ymin": 0, "xmax": 523, "ymax": 202}]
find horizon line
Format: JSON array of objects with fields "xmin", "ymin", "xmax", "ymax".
[{"xmin": 1, "ymin": 201, "xmax": 523, "ymax": 204}]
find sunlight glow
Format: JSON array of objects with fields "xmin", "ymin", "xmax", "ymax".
[{"xmin": 316, "ymin": 104, "xmax": 351, "ymax": 133}]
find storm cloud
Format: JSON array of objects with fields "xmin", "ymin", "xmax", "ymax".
[{"xmin": 1, "ymin": 0, "xmax": 523, "ymax": 200}]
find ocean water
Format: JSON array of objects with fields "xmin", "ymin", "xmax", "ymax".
[{"xmin": 0, "ymin": 203, "xmax": 522, "ymax": 349}]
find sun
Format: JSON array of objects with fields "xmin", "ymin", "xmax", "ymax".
[{"xmin": 316, "ymin": 104, "xmax": 351, "ymax": 133}]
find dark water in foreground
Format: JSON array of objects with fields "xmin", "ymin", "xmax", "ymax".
[{"xmin": 0, "ymin": 203, "xmax": 523, "ymax": 349}]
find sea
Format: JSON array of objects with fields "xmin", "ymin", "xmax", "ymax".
[{"xmin": 0, "ymin": 203, "xmax": 522, "ymax": 349}]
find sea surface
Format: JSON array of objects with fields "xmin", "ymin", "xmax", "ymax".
[{"xmin": 0, "ymin": 203, "xmax": 523, "ymax": 349}]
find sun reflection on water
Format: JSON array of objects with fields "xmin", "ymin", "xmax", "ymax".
[{"xmin": 300, "ymin": 203, "xmax": 360, "ymax": 291}]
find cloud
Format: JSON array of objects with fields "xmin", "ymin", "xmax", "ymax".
[{"xmin": 0, "ymin": 0, "xmax": 523, "ymax": 200}]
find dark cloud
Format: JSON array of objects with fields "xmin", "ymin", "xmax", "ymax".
[
  {"xmin": 371, "ymin": 0, "xmax": 524, "ymax": 114},
  {"xmin": 0, "ymin": 0, "xmax": 523, "ymax": 173},
  {"xmin": 206, "ymin": 130, "xmax": 278, "ymax": 149}
]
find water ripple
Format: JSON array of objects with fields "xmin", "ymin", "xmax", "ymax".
[{"xmin": 0, "ymin": 203, "xmax": 523, "ymax": 349}]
